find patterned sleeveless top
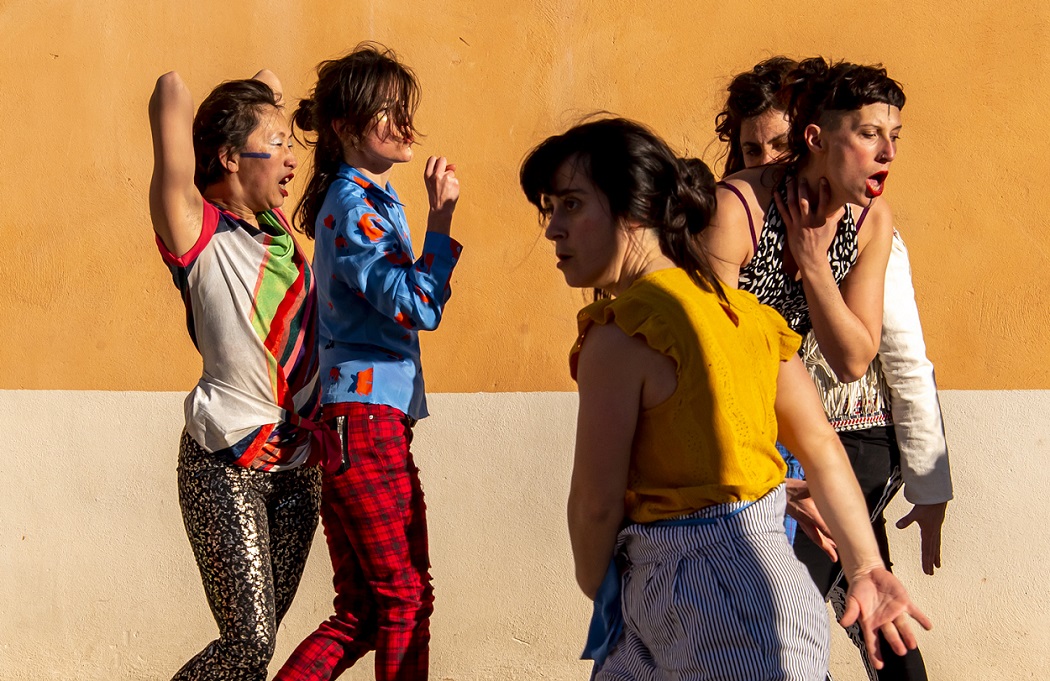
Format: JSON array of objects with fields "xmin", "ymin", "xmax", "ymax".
[
  {"xmin": 727, "ymin": 180, "xmax": 891, "ymax": 432},
  {"xmin": 737, "ymin": 181, "xmax": 861, "ymax": 336}
]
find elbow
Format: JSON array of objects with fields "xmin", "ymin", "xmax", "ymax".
[
  {"xmin": 829, "ymin": 349, "xmax": 878, "ymax": 383},
  {"xmin": 576, "ymin": 572, "xmax": 601, "ymax": 600},
  {"xmin": 413, "ymin": 307, "xmax": 444, "ymax": 332},
  {"xmin": 832, "ymin": 362, "xmax": 868, "ymax": 384},
  {"xmin": 150, "ymin": 72, "xmax": 187, "ymax": 112},
  {"xmin": 154, "ymin": 71, "xmax": 186, "ymax": 95}
]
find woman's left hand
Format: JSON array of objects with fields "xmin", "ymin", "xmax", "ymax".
[{"xmin": 840, "ymin": 567, "xmax": 933, "ymax": 668}]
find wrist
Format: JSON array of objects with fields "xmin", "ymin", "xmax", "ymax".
[
  {"xmin": 426, "ymin": 209, "xmax": 453, "ymax": 235},
  {"xmin": 845, "ymin": 560, "xmax": 886, "ymax": 583}
]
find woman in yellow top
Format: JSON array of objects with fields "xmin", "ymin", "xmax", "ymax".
[{"xmin": 519, "ymin": 117, "xmax": 930, "ymax": 680}]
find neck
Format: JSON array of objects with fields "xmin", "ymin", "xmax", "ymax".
[
  {"xmin": 344, "ymin": 148, "xmax": 394, "ymax": 188},
  {"xmin": 797, "ymin": 159, "xmax": 846, "ymax": 221},
  {"xmin": 201, "ymin": 186, "xmax": 259, "ymax": 227},
  {"xmin": 608, "ymin": 237, "xmax": 675, "ymax": 297}
]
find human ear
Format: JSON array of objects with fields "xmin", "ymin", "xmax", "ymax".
[
  {"xmin": 804, "ymin": 123, "xmax": 823, "ymax": 154},
  {"xmin": 219, "ymin": 146, "xmax": 239, "ymax": 173}
]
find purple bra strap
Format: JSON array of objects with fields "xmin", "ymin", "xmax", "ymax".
[
  {"xmin": 856, "ymin": 203, "xmax": 871, "ymax": 232},
  {"xmin": 717, "ymin": 181, "xmax": 758, "ymax": 252}
]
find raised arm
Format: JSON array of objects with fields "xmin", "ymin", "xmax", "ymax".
[
  {"xmin": 250, "ymin": 69, "xmax": 283, "ymax": 103},
  {"xmin": 775, "ymin": 354, "xmax": 931, "ymax": 667},
  {"xmin": 148, "ymin": 71, "xmax": 204, "ymax": 258},
  {"xmin": 778, "ymin": 179, "xmax": 893, "ymax": 381}
]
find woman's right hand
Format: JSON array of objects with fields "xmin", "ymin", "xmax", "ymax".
[
  {"xmin": 841, "ymin": 567, "xmax": 933, "ymax": 669},
  {"xmin": 424, "ymin": 156, "xmax": 459, "ymax": 235}
]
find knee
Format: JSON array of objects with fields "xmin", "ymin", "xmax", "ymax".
[{"xmin": 222, "ymin": 631, "xmax": 276, "ymax": 674}]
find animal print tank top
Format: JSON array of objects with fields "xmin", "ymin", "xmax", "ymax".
[{"xmin": 737, "ymin": 181, "xmax": 860, "ymax": 336}]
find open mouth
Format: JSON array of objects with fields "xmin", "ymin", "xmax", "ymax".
[
  {"xmin": 278, "ymin": 173, "xmax": 294, "ymax": 197},
  {"xmin": 865, "ymin": 171, "xmax": 889, "ymax": 198}
]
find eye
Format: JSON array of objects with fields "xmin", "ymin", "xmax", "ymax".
[{"xmin": 564, "ymin": 197, "xmax": 581, "ymax": 212}]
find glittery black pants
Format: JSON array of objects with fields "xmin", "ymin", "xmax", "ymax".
[{"xmin": 172, "ymin": 432, "xmax": 322, "ymax": 681}]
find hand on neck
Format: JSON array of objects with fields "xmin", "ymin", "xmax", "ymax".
[{"xmin": 797, "ymin": 160, "xmax": 846, "ymax": 221}]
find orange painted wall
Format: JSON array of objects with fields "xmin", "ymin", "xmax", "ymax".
[{"xmin": 2, "ymin": 0, "xmax": 1048, "ymax": 391}]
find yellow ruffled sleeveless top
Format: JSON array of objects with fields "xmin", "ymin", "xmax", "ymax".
[{"xmin": 570, "ymin": 268, "xmax": 802, "ymax": 523}]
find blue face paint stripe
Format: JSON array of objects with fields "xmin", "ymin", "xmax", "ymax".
[{"xmin": 240, "ymin": 152, "xmax": 272, "ymax": 159}]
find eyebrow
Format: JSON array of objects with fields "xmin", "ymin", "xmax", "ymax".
[{"xmin": 544, "ymin": 186, "xmax": 585, "ymax": 197}]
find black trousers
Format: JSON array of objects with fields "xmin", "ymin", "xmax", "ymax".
[{"xmin": 793, "ymin": 426, "xmax": 928, "ymax": 681}]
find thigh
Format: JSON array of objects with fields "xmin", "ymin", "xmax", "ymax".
[
  {"xmin": 267, "ymin": 463, "xmax": 323, "ymax": 623},
  {"xmin": 327, "ymin": 407, "xmax": 423, "ymax": 586},
  {"xmin": 177, "ymin": 433, "xmax": 276, "ymax": 641},
  {"xmin": 618, "ymin": 531, "xmax": 827, "ymax": 680}
]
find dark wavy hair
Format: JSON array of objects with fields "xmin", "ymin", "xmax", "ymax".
[
  {"xmin": 784, "ymin": 57, "xmax": 906, "ymax": 165},
  {"xmin": 291, "ymin": 42, "xmax": 422, "ymax": 238},
  {"xmin": 192, "ymin": 80, "xmax": 280, "ymax": 191},
  {"xmin": 715, "ymin": 56, "xmax": 797, "ymax": 178},
  {"xmin": 520, "ymin": 117, "xmax": 724, "ymax": 302}
]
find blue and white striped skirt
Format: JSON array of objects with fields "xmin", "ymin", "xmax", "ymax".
[{"xmin": 596, "ymin": 485, "xmax": 829, "ymax": 681}]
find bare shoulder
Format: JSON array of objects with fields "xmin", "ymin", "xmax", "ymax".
[
  {"xmin": 578, "ymin": 321, "xmax": 650, "ymax": 371},
  {"xmin": 723, "ymin": 165, "xmax": 787, "ymax": 211},
  {"xmin": 578, "ymin": 318, "xmax": 676, "ymax": 409},
  {"xmin": 856, "ymin": 198, "xmax": 894, "ymax": 251}
]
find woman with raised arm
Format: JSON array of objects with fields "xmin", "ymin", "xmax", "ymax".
[
  {"xmin": 149, "ymin": 70, "xmax": 328, "ymax": 681},
  {"xmin": 520, "ymin": 117, "xmax": 930, "ymax": 680},
  {"xmin": 705, "ymin": 57, "xmax": 950, "ymax": 680}
]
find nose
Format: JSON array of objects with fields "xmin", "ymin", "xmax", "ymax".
[
  {"xmin": 878, "ymin": 137, "xmax": 896, "ymax": 163},
  {"xmin": 544, "ymin": 214, "xmax": 565, "ymax": 242},
  {"xmin": 758, "ymin": 148, "xmax": 777, "ymax": 166},
  {"xmin": 286, "ymin": 148, "xmax": 298, "ymax": 170}
]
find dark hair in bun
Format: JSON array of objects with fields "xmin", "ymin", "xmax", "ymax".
[{"xmin": 520, "ymin": 116, "xmax": 725, "ymax": 302}]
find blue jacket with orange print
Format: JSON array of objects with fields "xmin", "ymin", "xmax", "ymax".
[{"xmin": 313, "ymin": 163, "xmax": 463, "ymax": 420}]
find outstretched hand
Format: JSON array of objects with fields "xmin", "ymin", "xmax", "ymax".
[
  {"xmin": 773, "ymin": 176, "xmax": 839, "ymax": 276},
  {"xmin": 896, "ymin": 502, "xmax": 947, "ymax": 575},
  {"xmin": 840, "ymin": 567, "xmax": 933, "ymax": 669},
  {"xmin": 784, "ymin": 479, "xmax": 837, "ymax": 562}
]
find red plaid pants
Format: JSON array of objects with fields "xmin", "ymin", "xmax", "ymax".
[{"xmin": 275, "ymin": 403, "xmax": 433, "ymax": 681}]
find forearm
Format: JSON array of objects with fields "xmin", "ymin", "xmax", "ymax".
[
  {"xmin": 776, "ymin": 356, "xmax": 883, "ymax": 579},
  {"xmin": 800, "ymin": 436, "xmax": 885, "ymax": 580},
  {"xmin": 567, "ymin": 493, "xmax": 623, "ymax": 599},
  {"xmin": 802, "ymin": 263, "xmax": 878, "ymax": 382}
]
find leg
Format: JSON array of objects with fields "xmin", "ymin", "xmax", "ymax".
[
  {"xmin": 171, "ymin": 433, "xmax": 279, "ymax": 681},
  {"xmin": 274, "ymin": 438, "xmax": 380, "ymax": 680},
  {"xmin": 276, "ymin": 405, "xmax": 432, "ymax": 681},
  {"xmin": 268, "ymin": 463, "xmax": 323, "ymax": 624}
]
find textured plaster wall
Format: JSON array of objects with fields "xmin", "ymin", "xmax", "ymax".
[
  {"xmin": 1, "ymin": 1, "xmax": 1049, "ymax": 391},
  {"xmin": 2, "ymin": 390, "xmax": 1048, "ymax": 680}
]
